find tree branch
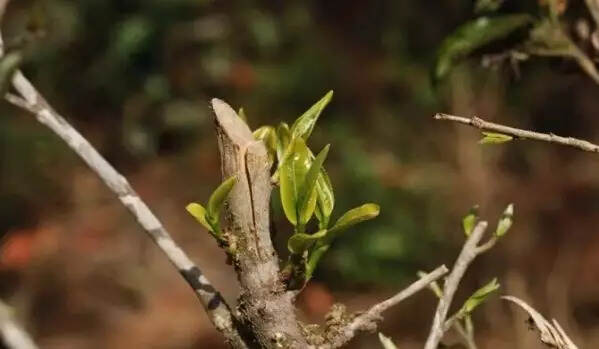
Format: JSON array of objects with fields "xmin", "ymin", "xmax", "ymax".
[
  {"xmin": 0, "ymin": 300, "xmax": 37, "ymax": 349},
  {"xmin": 212, "ymin": 98, "xmax": 307, "ymax": 348},
  {"xmin": 503, "ymin": 296, "xmax": 579, "ymax": 349},
  {"xmin": 585, "ymin": 0, "xmax": 599, "ymax": 28},
  {"xmin": 323, "ymin": 265, "xmax": 449, "ymax": 348},
  {"xmin": 424, "ymin": 221, "xmax": 489, "ymax": 349},
  {"xmin": 0, "ymin": 39, "xmax": 248, "ymax": 349},
  {"xmin": 434, "ymin": 113, "xmax": 599, "ymax": 153}
]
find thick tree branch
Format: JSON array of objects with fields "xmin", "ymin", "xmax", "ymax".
[
  {"xmin": 0, "ymin": 40, "xmax": 248, "ymax": 349},
  {"xmin": 213, "ymin": 98, "xmax": 307, "ymax": 348},
  {"xmin": 323, "ymin": 265, "xmax": 449, "ymax": 348},
  {"xmin": 0, "ymin": 300, "xmax": 37, "ymax": 349},
  {"xmin": 424, "ymin": 221, "xmax": 489, "ymax": 349},
  {"xmin": 434, "ymin": 113, "xmax": 599, "ymax": 153}
]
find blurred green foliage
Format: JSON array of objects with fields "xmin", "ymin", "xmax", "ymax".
[{"xmin": 2, "ymin": 0, "xmax": 599, "ymax": 290}]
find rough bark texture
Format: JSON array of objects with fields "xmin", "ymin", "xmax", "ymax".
[{"xmin": 212, "ymin": 99, "xmax": 307, "ymax": 348}]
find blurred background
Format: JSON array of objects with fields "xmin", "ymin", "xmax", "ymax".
[{"xmin": 1, "ymin": 0, "xmax": 599, "ymax": 348}]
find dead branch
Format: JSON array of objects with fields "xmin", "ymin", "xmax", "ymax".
[{"xmin": 434, "ymin": 113, "xmax": 599, "ymax": 153}]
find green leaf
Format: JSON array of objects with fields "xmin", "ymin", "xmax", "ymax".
[
  {"xmin": 305, "ymin": 244, "xmax": 329, "ymax": 279},
  {"xmin": 279, "ymin": 137, "xmax": 312, "ymax": 226},
  {"xmin": 434, "ymin": 14, "xmax": 532, "ymax": 82},
  {"xmin": 479, "ymin": 132, "xmax": 513, "ymax": 144},
  {"xmin": 276, "ymin": 122, "xmax": 291, "ymax": 162},
  {"xmin": 495, "ymin": 203, "xmax": 514, "ymax": 237},
  {"xmin": 207, "ymin": 176, "xmax": 237, "ymax": 227},
  {"xmin": 314, "ymin": 167, "xmax": 335, "ymax": 228},
  {"xmin": 288, "ymin": 229, "xmax": 327, "ymax": 254},
  {"xmin": 0, "ymin": 52, "xmax": 22, "ymax": 95},
  {"xmin": 475, "ymin": 0, "xmax": 504, "ymax": 13},
  {"xmin": 238, "ymin": 107, "xmax": 248, "ymax": 123},
  {"xmin": 298, "ymin": 145, "xmax": 330, "ymax": 226},
  {"xmin": 378, "ymin": 333, "xmax": 398, "ymax": 349},
  {"xmin": 185, "ymin": 203, "xmax": 214, "ymax": 233},
  {"xmin": 461, "ymin": 278, "xmax": 500, "ymax": 315},
  {"xmin": 291, "ymin": 90, "xmax": 333, "ymax": 141},
  {"xmin": 253, "ymin": 125, "xmax": 277, "ymax": 161},
  {"xmin": 324, "ymin": 203, "xmax": 380, "ymax": 243},
  {"xmin": 462, "ymin": 205, "xmax": 480, "ymax": 236}
]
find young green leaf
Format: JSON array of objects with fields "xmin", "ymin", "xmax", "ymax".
[
  {"xmin": 253, "ymin": 125, "xmax": 277, "ymax": 161},
  {"xmin": 495, "ymin": 203, "xmax": 514, "ymax": 237},
  {"xmin": 462, "ymin": 205, "xmax": 480, "ymax": 236},
  {"xmin": 185, "ymin": 203, "xmax": 214, "ymax": 233},
  {"xmin": 276, "ymin": 122, "xmax": 291, "ymax": 161},
  {"xmin": 324, "ymin": 203, "xmax": 380, "ymax": 243},
  {"xmin": 479, "ymin": 132, "xmax": 513, "ymax": 145},
  {"xmin": 315, "ymin": 167, "xmax": 335, "ymax": 229},
  {"xmin": 460, "ymin": 278, "xmax": 500, "ymax": 315},
  {"xmin": 279, "ymin": 137, "xmax": 312, "ymax": 226},
  {"xmin": 288, "ymin": 229, "xmax": 327, "ymax": 254},
  {"xmin": 434, "ymin": 14, "xmax": 532, "ymax": 82},
  {"xmin": 298, "ymin": 145, "xmax": 330, "ymax": 226},
  {"xmin": 305, "ymin": 244, "xmax": 329, "ymax": 279},
  {"xmin": 378, "ymin": 333, "xmax": 398, "ymax": 349},
  {"xmin": 291, "ymin": 90, "xmax": 333, "ymax": 141},
  {"xmin": 238, "ymin": 107, "xmax": 248, "ymax": 124},
  {"xmin": 207, "ymin": 176, "xmax": 237, "ymax": 227}
]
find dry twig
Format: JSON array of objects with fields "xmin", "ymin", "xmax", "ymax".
[
  {"xmin": 0, "ymin": 29, "xmax": 248, "ymax": 349},
  {"xmin": 434, "ymin": 113, "xmax": 599, "ymax": 153},
  {"xmin": 424, "ymin": 221, "xmax": 493, "ymax": 349},
  {"xmin": 503, "ymin": 296, "xmax": 578, "ymax": 349},
  {"xmin": 323, "ymin": 265, "xmax": 449, "ymax": 348},
  {"xmin": 0, "ymin": 301, "xmax": 37, "ymax": 349}
]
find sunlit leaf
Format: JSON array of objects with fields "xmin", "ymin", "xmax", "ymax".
[
  {"xmin": 461, "ymin": 278, "xmax": 500, "ymax": 315},
  {"xmin": 378, "ymin": 333, "xmax": 399, "ymax": 349},
  {"xmin": 276, "ymin": 122, "xmax": 291, "ymax": 162},
  {"xmin": 298, "ymin": 145, "xmax": 330, "ymax": 226},
  {"xmin": 207, "ymin": 176, "xmax": 237, "ymax": 227},
  {"xmin": 315, "ymin": 167, "xmax": 335, "ymax": 229},
  {"xmin": 495, "ymin": 203, "xmax": 514, "ymax": 237},
  {"xmin": 253, "ymin": 125, "xmax": 277, "ymax": 161},
  {"xmin": 291, "ymin": 90, "xmax": 333, "ymax": 141},
  {"xmin": 479, "ymin": 131, "xmax": 513, "ymax": 144},
  {"xmin": 462, "ymin": 205, "xmax": 480, "ymax": 236},
  {"xmin": 279, "ymin": 138, "xmax": 312, "ymax": 226},
  {"xmin": 185, "ymin": 203, "xmax": 214, "ymax": 233},
  {"xmin": 288, "ymin": 229, "xmax": 327, "ymax": 254},
  {"xmin": 434, "ymin": 14, "xmax": 532, "ymax": 82},
  {"xmin": 324, "ymin": 203, "xmax": 380, "ymax": 243}
]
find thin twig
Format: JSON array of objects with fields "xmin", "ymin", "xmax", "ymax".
[
  {"xmin": 434, "ymin": 113, "xmax": 599, "ymax": 153},
  {"xmin": 585, "ymin": 0, "xmax": 599, "ymax": 28},
  {"xmin": 503, "ymin": 296, "xmax": 579, "ymax": 349},
  {"xmin": 0, "ymin": 300, "xmax": 37, "ymax": 349},
  {"xmin": 424, "ymin": 221, "xmax": 489, "ymax": 349},
  {"xmin": 324, "ymin": 265, "xmax": 449, "ymax": 348},
  {"xmin": 0, "ymin": 37, "xmax": 248, "ymax": 348}
]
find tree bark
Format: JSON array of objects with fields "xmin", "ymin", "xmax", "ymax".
[{"xmin": 213, "ymin": 99, "xmax": 308, "ymax": 348}]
